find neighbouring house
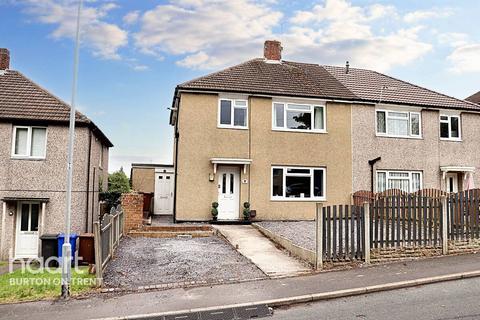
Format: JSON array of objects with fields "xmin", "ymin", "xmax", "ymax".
[
  {"xmin": 130, "ymin": 163, "xmax": 174, "ymax": 216},
  {"xmin": 0, "ymin": 48, "xmax": 113, "ymax": 259},
  {"xmin": 466, "ymin": 91, "xmax": 480, "ymax": 105},
  {"xmin": 169, "ymin": 40, "xmax": 480, "ymax": 222}
]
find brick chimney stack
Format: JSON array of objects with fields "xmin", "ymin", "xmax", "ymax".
[
  {"xmin": 264, "ymin": 40, "xmax": 282, "ymax": 61},
  {"xmin": 0, "ymin": 49, "xmax": 10, "ymax": 70}
]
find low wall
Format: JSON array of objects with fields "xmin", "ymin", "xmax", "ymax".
[
  {"xmin": 121, "ymin": 192, "xmax": 144, "ymax": 233},
  {"xmin": 448, "ymin": 239, "xmax": 480, "ymax": 254},
  {"xmin": 253, "ymin": 223, "xmax": 316, "ymax": 265},
  {"xmin": 371, "ymin": 246, "xmax": 443, "ymax": 262}
]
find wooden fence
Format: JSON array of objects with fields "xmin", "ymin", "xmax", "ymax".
[
  {"xmin": 93, "ymin": 204, "xmax": 124, "ymax": 285},
  {"xmin": 448, "ymin": 189, "xmax": 480, "ymax": 240},
  {"xmin": 321, "ymin": 205, "xmax": 364, "ymax": 262},
  {"xmin": 317, "ymin": 189, "xmax": 480, "ymax": 269},
  {"xmin": 370, "ymin": 195, "xmax": 443, "ymax": 248}
]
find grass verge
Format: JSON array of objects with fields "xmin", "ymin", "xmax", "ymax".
[{"xmin": 0, "ymin": 266, "xmax": 96, "ymax": 303}]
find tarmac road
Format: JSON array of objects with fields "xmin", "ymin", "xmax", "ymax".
[{"xmin": 271, "ymin": 276, "xmax": 480, "ymax": 320}]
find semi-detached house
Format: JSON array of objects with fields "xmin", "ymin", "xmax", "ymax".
[
  {"xmin": 0, "ymin": 49, "xmax": 112, "ymax": 259},
  {"xmin": 169, "ymin": 40, "xmax": 480, "ymax": 222}
]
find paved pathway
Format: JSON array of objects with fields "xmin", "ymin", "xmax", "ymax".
[
  {"xmin": 2, "ymin": 253, "xmax": 480, "ymax": 320},
  {"xmin": 214, "ymin": 225, "xmax": 311, "ymax": 277}
]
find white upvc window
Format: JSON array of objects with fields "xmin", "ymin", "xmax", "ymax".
[
  {"xmin": 376, "ymin": 170, "xmax": 422, "ymax": 193},
  {"xmin": 439, "ymin": 114, "xmax": 461, "ymax": 141},
  {"xmin": 11, "ymin": 126, "xmax": 47, "ymax": 159},
  {"xmin": 218, "ymin": 98, "xmax": 248, "ymax": 129},
  {"xmin": 271, "ymin": 166, "xmax": 326, "ymax": 201},
  {"xmin": 273, "ymin": 102, "xmax": 326, "ymax": 133},
  {"xmin": 376, "ymin": 109, "xmax": 421, "ymax": 138}
]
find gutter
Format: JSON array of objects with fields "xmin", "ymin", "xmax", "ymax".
[{"xmin": 175, "ymin": 87, "xmax": 480, "ymax": 113}]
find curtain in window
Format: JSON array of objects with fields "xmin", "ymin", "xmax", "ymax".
[
  {"xmin": 387, "ymin": 114, "xmax": 408, "ymax": 136},
  {"xmin": 411, "ymin": 173, "xmax": 421, "ymax": 192},
  {"xmin": 377, "ymin": 111, "xmax": 386, "ymax": 133},
  {"xmin": 31, "ymin": 128, "xmax": 46, "ymax": 157},
  {"xmin": 377, "ymin": 172, "xmax": 386, "ymax": 192},
  {"xmin": 314, "ymin": 107, "xmax": 324, "ymax": 130},
  {"xmin": 387, "ymin": 172, "xmax": 410, "ymax": 192},
  {"xmin": 274, "ymin": 104, "xmax": 284, "ymax": 127},
  {"xmin": 15, "ymin": 128, "xmax": 28, "ymax": 155},
  {"xmin": 410, "ymin": 113, "xmax": 420, "ymax": 136}
]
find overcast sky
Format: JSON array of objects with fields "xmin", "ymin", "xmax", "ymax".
[{"xmin": 1, "ymin": 0, "xmax": 479, "ymax": 175}]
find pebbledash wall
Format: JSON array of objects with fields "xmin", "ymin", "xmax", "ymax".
[
  {"xmin": 352, "ymin": 105, "xmax": 480, "ymax": 192},
  {"xmin": 0, "ymin": 123, "xmax": 109, "ymax": 259},
  {"xmin": 175, "ymin": 93, "xmax": 352, "ymax": 221}
]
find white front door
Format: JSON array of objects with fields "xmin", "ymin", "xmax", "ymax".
[
  {"xmin": 446, "ymin": 173, "xmax": 458, "ymax": 193},
  {"xmin": 217, "ymin": 166, "xmax": 240, "ymax": 220},
  {"xmin": 15, "ymin": 202, "xmax": 40, "ymax": 258},
  {"xmin": 154, "ymin": 173, "xmax": 174, "ymax": 215}
]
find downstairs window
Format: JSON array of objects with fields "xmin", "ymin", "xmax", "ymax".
[{"xmin": 272, "ymin": 166, "xmax": 326, "ymax": 200}]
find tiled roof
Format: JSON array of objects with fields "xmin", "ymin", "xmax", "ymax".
[
  {"xmin": 0, "ymin": 70, "xmax": 113, "ymax": 146},
  {"xmin": 323, "ymin": 66, "xmax": 478, "ymax": 110},
  {"xmin": 178, "ymin": 59, "xmax": 479, "ymax": 111},
  {"xmin": 466, "ymin": 91, "xmax": 480, "ymax": 104},
  {"xmin": 179, "ymin": 59, "xmax": 357, "ymax": 100}
]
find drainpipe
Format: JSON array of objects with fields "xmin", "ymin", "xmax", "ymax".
[{"xmin": 368, "ymin": 157, "xmax": 381, "ymax": 193}]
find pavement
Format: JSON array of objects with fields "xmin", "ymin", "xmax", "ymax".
[
  {"xmin": 1, "ymin": 253, "xmax": 480, "ymax": 320},
  {"xmin": 271, "ymin": 276, "xmax": 480, "ymax": 319},
  {"xmin": 214, "ymin": 225, "xmax": 311, "ymax": 277}
]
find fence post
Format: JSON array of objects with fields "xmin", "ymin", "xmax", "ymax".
[
  {"xmin": 93, "ymin": 222, "xmax": 103, "ymax": 286},
  {"xmin": 442, "ymin": 196, "xmax": 448, "ymax": 255},
  {"xmin": 363, "ymin": 202, "xmax": 371, "ymax": 264},
  {"xmin": 315, "ymin": 203, "xmax": 323, "ymax": 270}
]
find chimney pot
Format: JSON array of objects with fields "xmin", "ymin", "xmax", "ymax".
[
  {"xmin": 0, "ymin": 49, "xmax": 10, "ymax": 70},
  {"xmin": 264, "ymin": 40, "xmax": 282, "ymax": 61},
  {"xmin": 346, "ymin": 61, "xmax": 350, "ymax": 74}
]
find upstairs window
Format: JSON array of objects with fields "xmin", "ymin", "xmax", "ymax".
[
  {"xmin": 376, "ymin": 110, "xmax": 421, "ymax": 138},
  {"xmin": 12, "ymin": 126, "xmax": 47, "ymax": 159},
  {"xmin": 273, "ymin": 103, "xmax": 326, "ymax": 132},
  {"xmin": 218, "ymin": 99, "xmax": 248, "ymax": 129},
  {"xmin": 440, "ymin": 114, "xmax": 461, "ymax": 140}
]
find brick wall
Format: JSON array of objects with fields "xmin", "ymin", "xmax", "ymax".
[
  {"xmin": 121, "ymin": 192, "xmax": 144, "ymax": 233},
  {"xmin": 371, "ymin": 246, "xmax": 442, "ymax": 262}
]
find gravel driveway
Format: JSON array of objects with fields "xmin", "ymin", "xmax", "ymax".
[
  {"xmin": 257, "ymin": 221, "xmax": 316, "ymax": 251},
  {"xmin": 103, "ymin": 236, "xmax": 266, "ymax": 288}
]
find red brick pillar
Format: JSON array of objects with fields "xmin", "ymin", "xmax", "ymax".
[{"xmin": 121, "ymin": 192, "xmax": 144, "ymax": 233}]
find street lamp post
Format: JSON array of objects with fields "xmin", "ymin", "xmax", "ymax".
[{"xmin": 61, "ymin": 0, "xmax": 83, "ymax": 299}]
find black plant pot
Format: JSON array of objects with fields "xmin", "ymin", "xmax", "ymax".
[{"xmin": 212, "ymin": 216, "xmax": 218, "ymax": 221}]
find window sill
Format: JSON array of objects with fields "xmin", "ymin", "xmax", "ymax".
[
  {"xmin": 11, "ymin": 156, "xmax": 46, "ymax": 161},
  {"xmin": 440, "ymin": 137, "xmax": 462, "ymax": 142},
  {"xmin": 375, "ymin": 134, "xmax": 423, "ymax": 140},
  {"xmin": 217, "ymin": 125, "xmax": 249, "ymax": 130},
  {"xmin": 272, "ymin": 128, "xmax": 328, "ymax": 134},
  {"xmin": 271, "ymin": 197, "xmax": 326, "ymax": 202}
]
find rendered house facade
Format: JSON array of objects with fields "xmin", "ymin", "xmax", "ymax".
[
  {"xmin": 170, "ymin": 41, "xmax": 480, "ymax": 222},
  {"xmin": 0, "ymin": 49, "xmax": 112, "ymax": 259}
]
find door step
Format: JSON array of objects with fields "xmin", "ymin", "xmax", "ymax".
[{"xmin": 128, "ymin": 230, "xmax": 215, "ymax": 238}]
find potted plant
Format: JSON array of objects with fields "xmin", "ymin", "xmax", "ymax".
[
  {"xmin": 243, "ymin": 202, "xmax": 251, "ymax": 221},
  {"xmin": 211, "ymin": 202, "xmax": 219, "ymax": 221}
]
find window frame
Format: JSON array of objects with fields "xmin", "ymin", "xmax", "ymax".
[
  {"xmin": 217, "ymin": 98, "xmax": 249, "ymax": 129},
  {"xmin": 272, "ymin": 102, "xmax": 327, "ymax": 133},
  {"xmin": 375, "ymin": 109, "xmax": 422, "ymax": 139},
  {"xmin": 11, "ymin": 125, "xmax": 48, "ymax": 159},
  {"xmin": 439, "ymin": 114, "xmax": 461, "ymax": 141},
  {"xmin": 271, "ymin": 166, "xmax": 327, "ymax": 201},
  {"xmin": 376, "ymin": 170, "xmax": 423, "ymax": 193}
]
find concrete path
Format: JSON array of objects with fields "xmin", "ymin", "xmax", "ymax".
[
  {"xmin": 214, "ymin": 225, "xmax": 310, "ymax": 277},
  {"xmin": 2, "ymin": 253, "xmax": 480, "ymax": 320}
]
